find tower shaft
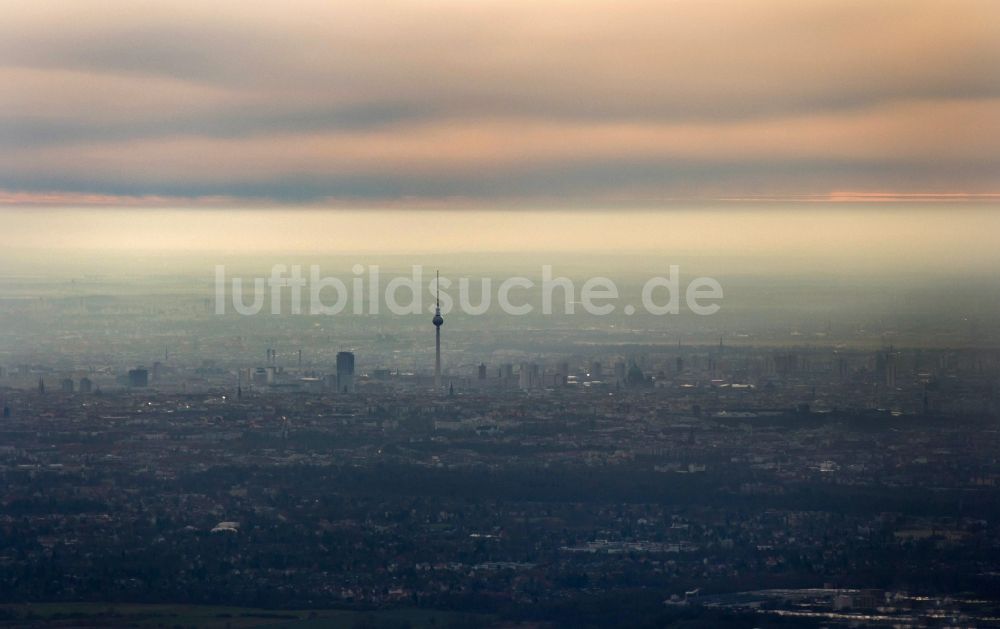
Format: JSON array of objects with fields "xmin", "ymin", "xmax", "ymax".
[{"xmin": 435, "ymin": 325, "xmax": 442, "ymax": 391}]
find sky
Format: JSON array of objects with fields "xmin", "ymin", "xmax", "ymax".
[{"xmin": 2, "ymin": 0, "xmax": 999, "ymax": 208}]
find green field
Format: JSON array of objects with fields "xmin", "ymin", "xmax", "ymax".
[{"xmin": 0, "ymin": 603, "xmax": 495, "ymax": 628}]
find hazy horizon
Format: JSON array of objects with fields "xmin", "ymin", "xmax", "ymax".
[{"xmin": 2, "ymin": 205, "xmax": 998, "ymax": 279}]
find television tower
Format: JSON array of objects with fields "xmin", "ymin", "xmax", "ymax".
[{"xmin": 432, "ymin": 270, "xmax": 444, "ymax": 392}]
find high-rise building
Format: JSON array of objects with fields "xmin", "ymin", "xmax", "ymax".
[
  {"xmin": 836, "ymin": 355, "xmax": 849, "ymax": 380},
  {"xmin": 519, "ymin": 362, "xmax": 540, "ymax": 390},
  {"xmin": 556, "ymin": 361, "xmax": 569, "ymax": 386},
  {"xmin": 336, "ymin": 351, "xmax": 355, "ymax": 394},
  {"xmin": 478, "ymin": 363, "xmax": 487, "ymax": 380},
  {"xmin": 626, "ymin": 359, "xmax": 649, "ymax": 388},
  {"xmin": 61, "ymin": 378, "xmax": 74, "ymax": 393},
  {"xmin": 128, "ymin": 368, "xmax": 149, "ymax": 388},
  {"xmin": 252, "ymin": 367, "xmax": 269, "ymax": 387},
  {"xmin": 432, "ymin": 270, "xmax": 444, "ymax": 393},
  {"xmin": 590, "ymin": 361, "xmax": 602, "ymax": 380},
  {"xmin": 774, "ymin": 352, "xmax": 798, "ymax": 376},
  {"xmin": 78, "ymin": 377, "xmax": 93, "ymax": 394},
  {"xmin": 500, "ymin": 363, "xmax": 514, "ymax": 387},
  {"xmin": 884, "ymin": 352, "xmax": 898, "ymax": 389},
  {"xmin": 614, "ymin": 360, "xmax": 627, "ymax": 386}
]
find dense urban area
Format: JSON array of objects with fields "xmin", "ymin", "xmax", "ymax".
[{"xmin": 1, "ymin": 280, "xmax": 1000, "ymax": 627}]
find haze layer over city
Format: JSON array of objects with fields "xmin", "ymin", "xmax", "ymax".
[{"xmin": 2, "ymin": 1, "xmax": 1000, "ymax": 627}]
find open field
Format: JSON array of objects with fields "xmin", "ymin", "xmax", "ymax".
[{"xmin": 0, "ymin": 603, "xmax": 493, "ymax": 628}]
